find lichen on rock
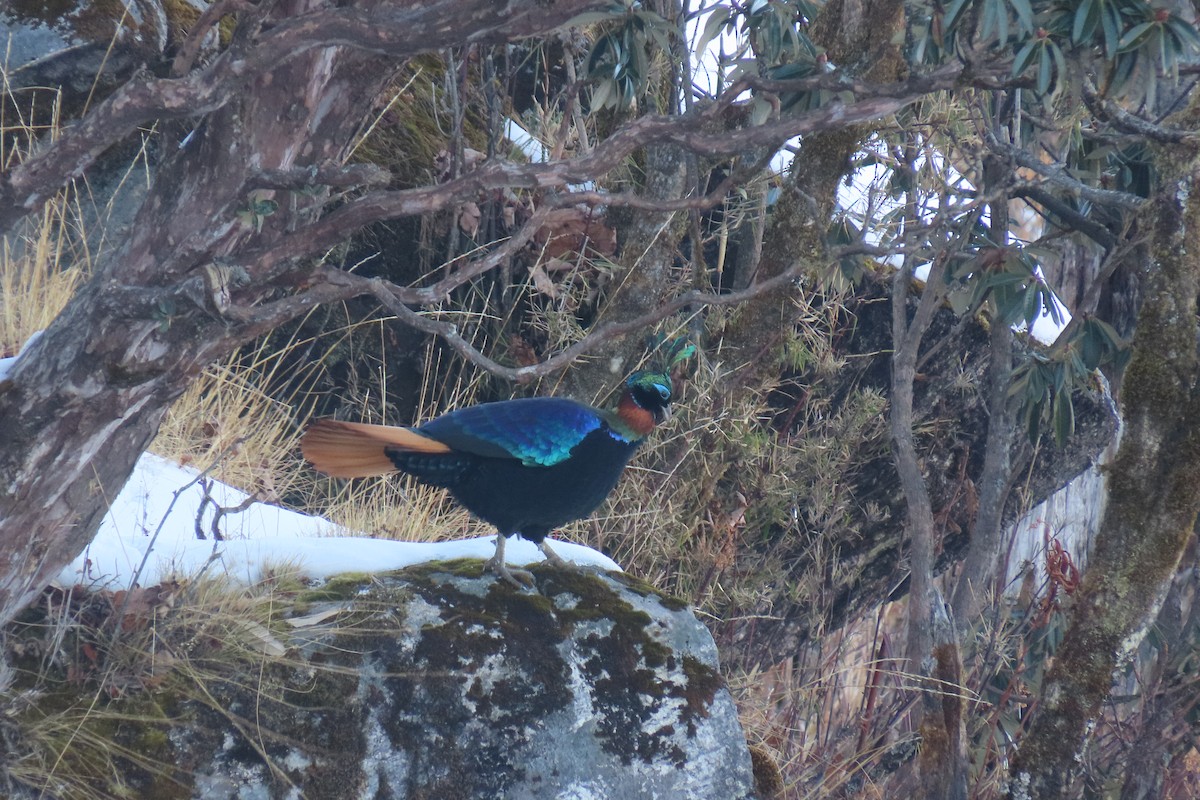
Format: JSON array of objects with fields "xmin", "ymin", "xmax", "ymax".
[{"xmin": 5, "ymin": 566, "xmax": 755, "ymax": 799}]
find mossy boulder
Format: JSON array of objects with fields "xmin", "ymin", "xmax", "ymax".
[{"xmin": 7, "ymin": 566, "xmax": 756, "ymax": 799}]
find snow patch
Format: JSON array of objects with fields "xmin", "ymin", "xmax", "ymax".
[
  {"xmin": 0, "ymin": 330, "xmax": 42, "ymax": 382},
  {"xmin": 59, "ymin": 452, "xmax": 622, "ymax": 590}
]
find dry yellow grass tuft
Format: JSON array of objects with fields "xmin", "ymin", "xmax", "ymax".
[
  {"xmin": 0, "ymin": 199, "xmax": 88, "ymax": 358},
  {"xmin": 151, "ymin": 337, "xmax": 317, "ymax": 509},
  {"xmin": 4, "ymin": 572, "xmax": 390, "ymax": 799}
]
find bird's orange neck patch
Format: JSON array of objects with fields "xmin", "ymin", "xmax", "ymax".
[{"xmin": 617, "ymin": 393, "xmax": 656, "ymax": 436}]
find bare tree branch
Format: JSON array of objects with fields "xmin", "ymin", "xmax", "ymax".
[
  {"xmin": 985, "ymin": 129, "xmax": 1146, "ymax": 212},
  {"xmin": 233, "ymin": 69, "xmax": 981, "ymax": 284},
  {"xmin": 1082, "ymin": 75, "xmax": 1200, "ymax": 144},
  {"xmin": 170, "ymin": 0, "xmax": 256, "ymax": 76},
  {"xmin": 1014, "ymin": 185, "xmax": 1119, "ymax": 248},
  {"xmin": 246, "ymin": 164, "xmax": 391, "ymax": 193},
  {"xmin": 4, "ymin": 39, "xmax": 981, "ymax": 240},
  {"xmin": 316, "ymin": 247, "xmax": 820, "ymax": 383},
  {"xmin": 0, "ymin": 0, "xmax": 607, "ymax": 232}
]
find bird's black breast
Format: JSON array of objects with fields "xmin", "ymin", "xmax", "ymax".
[{"xmin": 389, "ymin": 428, "xmax": 640, "ymax": 543}]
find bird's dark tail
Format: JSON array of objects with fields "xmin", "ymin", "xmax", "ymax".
[{"xmin": 301, "ymin": 419, "xmax": 451, "ymax": 479}]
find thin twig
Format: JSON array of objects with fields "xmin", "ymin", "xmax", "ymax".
[
  {"xmin": 1081, "ymin": 75, "xmax": 1200, "ymax": 144},
  {"xmin": 363, "ymin": 249, "xmax": 817, "ymax": 382},
  {"xmin": 984, "ymin": 128, "xmax": 1145, "ymax": 212},
  {"xmin": 171, "ymin": 0, "xmax": 255, "ymax": 76},
  {"xmin": 245, "ymin": 163, "xmax": 391, "ymax": 192},
  {"xmin": 106, "ymin": 437, "xmax": 249, "ymax": 652}
]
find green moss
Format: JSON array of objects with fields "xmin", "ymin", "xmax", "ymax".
[
  {"xmin": 296, "ymin": 571, "xmax": 375, "ymax": 603},
  {"xmin": 216, "ymin": 17, "xmax": 236, "ymax": 44},
  {"xmin": 610, "ymin": 571, "xmax": 690, "ymax": 611},
  {"xmin": 500, "ymin": 584, "xmax": 557, "ymax": 618},
  {"xmin": 405, "ymin": 557, "xmax": 488, "ymax": 579},
  {"xmin": 350, "ymin": 56, "xmax": 492, "ymax": 189},
  {"xmin": 677, "ymin": 655, "xmax": 723, "ymax": 732},
  {"xmin": 137, "ymin": 725, "xmax": 171, "ymax": 754},
  {"xmin": 749, "ymin": 743, "xmax": 785, "ymax": 798},
  {"xmin": 161, "ymin": 0, "xmax": 202, "ymax": 46}
]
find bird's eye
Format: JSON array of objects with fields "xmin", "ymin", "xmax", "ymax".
[{"xmin": 655, "ymin": 384, "xmax": 670, "ymax": 400}]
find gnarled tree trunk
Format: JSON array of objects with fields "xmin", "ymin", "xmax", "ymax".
[
  {"xmin": 1008, "ymin": 104, "xmax": 1200, "ymax": 799},
  {"xmin": 0, "ymin": 0, "xmax": 602, "ymax": 630}
]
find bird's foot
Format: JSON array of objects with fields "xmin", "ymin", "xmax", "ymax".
[
  {"xmin": 483, "ymin": 554, "xmax": 535, "ymax": 588},
  {"xmin": 538, "ymin": 540, "xmax": 579, "ymax": 572},
  {"xmin": 485, "ymin": 535, "xmax": 535, "ymax": 588}
]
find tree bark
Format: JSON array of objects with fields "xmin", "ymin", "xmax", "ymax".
[
  {"xmin": 1008, "ymin": 111, "xmax": 1200, "ymax": 799},
  {"xmin": 951, "ymin": 152, "xmax": 1017, "ymax": 629},
  {"xmin": 890, "ymin": 234, "xmax": 969, "ymax": 800},
  {"xmin": 0, "ymin": 0, "xmax": 602, "ymax": 629},
  {"xmin": 1117, "ymin": 535, "xmax": 1198, "ymax": 800}
]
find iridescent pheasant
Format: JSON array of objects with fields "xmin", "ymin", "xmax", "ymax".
[{"xmin": 301, "ymin": 371, "xmax": 673, "ymax": 586}]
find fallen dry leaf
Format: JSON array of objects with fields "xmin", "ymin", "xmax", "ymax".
[{"xmin": 529, "ymin": 263, "xmax": 559, "ymax": 298}]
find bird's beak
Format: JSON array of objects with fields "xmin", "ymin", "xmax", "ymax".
[{"xmin": 654, "ymin": 406, "xmax": 672, "ymax": 424}]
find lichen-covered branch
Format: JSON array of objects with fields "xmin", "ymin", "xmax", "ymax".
[
  {"xmin": 1008, "ymin": 115, "xmax": 1200, "ymax": 799},
  {"xmin": 0, "ymin": 0, "xmax": 608, "ymax": 232},
  {"xmin": 0, "ymin": 0, "xmax": 606, "ymax": 631}
]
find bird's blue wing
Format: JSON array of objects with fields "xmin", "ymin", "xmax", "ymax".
[{"xmin": 417, "ymin": 397, "xmax": 602, "ymax": 467}]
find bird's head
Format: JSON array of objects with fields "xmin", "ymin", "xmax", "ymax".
[{"xmin": 624, "ymin": 370, "xmax": 673, "ymax": 426}]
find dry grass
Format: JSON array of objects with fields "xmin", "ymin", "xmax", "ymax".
[
  {"xmin": 3, "ymin": 572, "xmax": 386, "ymax": 799},
  {"xmin": 1, "ymin": 82, "xmax": 154, "ymax": 359},
  {"xmin": 149, "ymin": 302, "xmax": 494, "ymax": 544},
  {"xmin": 0, "ymin": 198, "xmax": 89, "ymax": 359},
  {"xmin": 291, "ymin": 314, "xmax": 499, "ymax": 541},
  {"xmin": 315, "ymin": 475, "xmax": 482, "ymax": 541},
  {"xmin": 151, "ymin": 343, "xmax": 314, "ymax": 506}
]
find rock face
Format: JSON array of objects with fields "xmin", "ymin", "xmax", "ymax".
[
  {"xmin": 1, "ymin": 0, "xmax": 214, "ymax": 112},
  {"xmin": 41, "ymin": 564, "xmax": 756, "ymax": 799},
  {"xmin": 338, "ymin": 566, "xmax": 754, "ymax": 800}
]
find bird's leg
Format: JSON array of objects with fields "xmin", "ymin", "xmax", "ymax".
[
  {"xmin": 484, "ymin": 533, "xmax": 534, "ymax": 588},
  {"xmin": 538, "ymin": 539, "xmax": 579, "ymax": 572}
]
